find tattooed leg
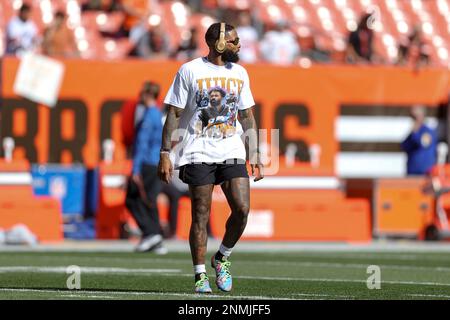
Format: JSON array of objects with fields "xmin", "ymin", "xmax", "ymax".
[
  {"xmin": 189, "ymin": 184, "xmax": 214, "ymax": 265},
  {"xmin": 220, "ymin": 177, "xmax": 250, "ymax": 248}
]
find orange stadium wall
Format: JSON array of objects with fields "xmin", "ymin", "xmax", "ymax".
[
  {"xmin": 1, "ymin": 57, "xmax": 449, "ymax": 174},
  {"xmin": 2, "ymin": 58, "xmax": 450, "ymax": 242}
]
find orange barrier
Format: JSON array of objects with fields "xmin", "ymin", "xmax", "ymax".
[
  {"xmin": 96, "ymin": 160, "xmax": 172, "ymax": 239},
  {"xmin": 96, "ymin": 160, "xmax": 132, "ymax": 239},
  {"xmin": 0, "ymin": 159, "xmax": 63, "ymax": 242},
  {"xmin": 175, "ymin": 189, "xmax": 371, "ymax": 242},
  {"xmin": 373, "ymin": 178, "xmax": 435, "ymax": 238},
  {"xmin": 95, "ymin": 167, "xmax": 371, "ymax": 241},
  {"xmin": 0, "ymin": 197, "xmax": 62, "ymax": 242}
]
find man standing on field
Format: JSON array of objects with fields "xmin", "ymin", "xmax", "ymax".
[{"xmin": 158, "ymin": 22, "xmax": 264, "ymax": 293}]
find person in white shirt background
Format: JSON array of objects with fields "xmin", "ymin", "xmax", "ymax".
[
  {"xmin": 235, "ymin": 11, "xmax": 259, "ymax": 64},
  {"xmin": 260, "ymin": 19, "xmax": 300, "ymax": 66},
  {"xmin": 6, "ymin": 3, "xmax": 39, "ymax": 56}
]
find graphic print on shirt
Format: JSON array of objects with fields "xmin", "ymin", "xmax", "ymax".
[{"xmin": 193, "ymin": 77, "xmax": 243, "ymax": 139}]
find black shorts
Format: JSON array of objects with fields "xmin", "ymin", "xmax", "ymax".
[{"xmin": 179, "ymin": 159, "xmax": 249, "ymax": 186}]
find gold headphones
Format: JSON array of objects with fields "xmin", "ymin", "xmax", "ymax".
[{"xmin": 215, "ymin": 22, "xmax": 226, "ymax": 53}]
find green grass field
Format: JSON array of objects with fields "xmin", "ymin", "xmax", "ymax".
[{"xmin": 1, "ymin": 244, "xmax": 450, "ymax": 300}]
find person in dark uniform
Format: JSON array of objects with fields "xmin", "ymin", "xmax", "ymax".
[
  {"xmin": 125, "ymin": 81, "xmax": 167, "ymax": 254},
  {"xmin": 401, "ymin": 106, "xmax": 437, "ymax": 175}
]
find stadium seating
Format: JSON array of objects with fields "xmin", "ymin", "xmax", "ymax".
[
  {"xmin": 1, "ymin": 0, "xmax": 449, "ymax": 66},
  {"xmin": 81, "ymin": 10, "xmax": 125, "ymax": 35}
]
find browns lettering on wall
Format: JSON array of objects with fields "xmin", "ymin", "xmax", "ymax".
[{"xmin": 1, "ymin": 57, "xmax": 449, "ymax": 175}]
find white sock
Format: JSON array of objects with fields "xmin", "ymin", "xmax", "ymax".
[
  {"xmin": 219, "ymin": 244, "xmax": 233, "ymax": 258},
  {"xmin": 194, "ymin": 264, "xmax": 206, "ymax": 274}
]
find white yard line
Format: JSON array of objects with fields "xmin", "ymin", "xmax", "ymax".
[
  {"xmin": 2, "ymin": 255, "xmax": 192, "ymax": 265},
  {"xmin": 235, "ymin": 275, "xmax": 450, "ymax": 287},
  {"xmin": 61, "ymin": 295, "xmax": 114, "ymax": 299},
  {"xmin": 0, "ymin": 288, "xmax": 296, "ymax": 300},
  {"xmin": 293, "ymin": 293, "xmax": 355, "ymax": 299},
  {"xmin": 1, "ymin": 266, "xmax": 450, "ymax": 287},
  {"xmin": 3, "ymin": 240, "xmax": 450, "ymax": 253},
  {"xmin": 0, "ymin": 266, "xmax": 181, "ymax": 274},
  {"xmin": 157, "ymin": 273, "xmax": 450, "ymax": 287},
  {"xmin": 14, "ymin": 255, "xmax": 450, "ymax": 273},
  {"xmin": 225, "ymin": 260, "xmax": 450, "ymax": 272},
  {"xmin": 5, "ymin": 288, "xmax": 450, "ymax": 300},
  {"xmin": 293, "ymin": 253, "xmax": 450, "ymax": 262},
  {"xmin": 407, "ymin": 294, "xmax": 450, "ymax": 299}
]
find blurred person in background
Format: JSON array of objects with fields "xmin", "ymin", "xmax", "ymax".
[
  {"xmin": 401, "ymin": 106, "xmax": 437, "ymax": 175},
  {"xmin": 181, "ymin": 0, "xmax": 202, "ymax": 13},
  {"xmin": 130, "ymin": 22, "xmax": 171, "ymax": 58},
  {"xmin": 200, "ymin": 0, "xmax": 225, "ymax": 19},
  {"xmin": 300, "ymin": 33, "xmax": 330, "ymax": 63},
  {"xmin": 259, "ymin": 20, "xmax": 300, "ymax": 65},
  {"xmin": 5, "ymin": 3, "xmax": 39, "ymax": 56},
  {"xmin": 235, "ymin": 11, "xmax": 259, "ymax": 64},
  {"xmin": 345, "ymin": 12, "xmax": 375, "ymax": 64},
  {"xmin": 81, "ymin": 0, "xmax": 121, "ymax": 12},
  {"xmin": 396, "ymin": 25, "xmax": 430, "ymax": 69},
  {"xmin": 125, "ymin": 81, "xmax": 167, "ymax": 254},
  {"xmin": 118, "ymin": 0, "xmax": 152, "ymax": 38},
  {"xmin": 171, "ymin": 27, "xmax": 199, "ymax": 61},
  {"xmin": 42, "ymin": 11, "xmax": 79, "ymax": 58}
]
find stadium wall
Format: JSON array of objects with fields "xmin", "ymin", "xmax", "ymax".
[
  {"xmin": 2, "ymin": 58, "xmax": 450, "ymax": 241},
  {"xmin": 1, "ymin": 57, "xmax": 449, "ymax": 177}
]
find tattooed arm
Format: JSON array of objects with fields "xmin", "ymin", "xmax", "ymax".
[
  {"xmin": 238, "ymin": 107, "xmax": 264, "ymax": 182},
  {"xmin": 158, "ymin": 105, "xmax": 184, "ymax": 183}
]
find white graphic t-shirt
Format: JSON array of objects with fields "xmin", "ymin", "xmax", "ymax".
[{"xmin": 164, "ymin": 57, "xmax": 255, "ymax": 167}]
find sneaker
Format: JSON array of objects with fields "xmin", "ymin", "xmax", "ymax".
[
  {"xmin": 211, "ymin": 255, "xmax": 232, "ymax": 292},
  {"xmin": 135, "ymin": 234, "xmax": 162, "ymax": 252},
  {"xmin": 194, "ymin": 273, "xmax": 212, "ymax": 293}
]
